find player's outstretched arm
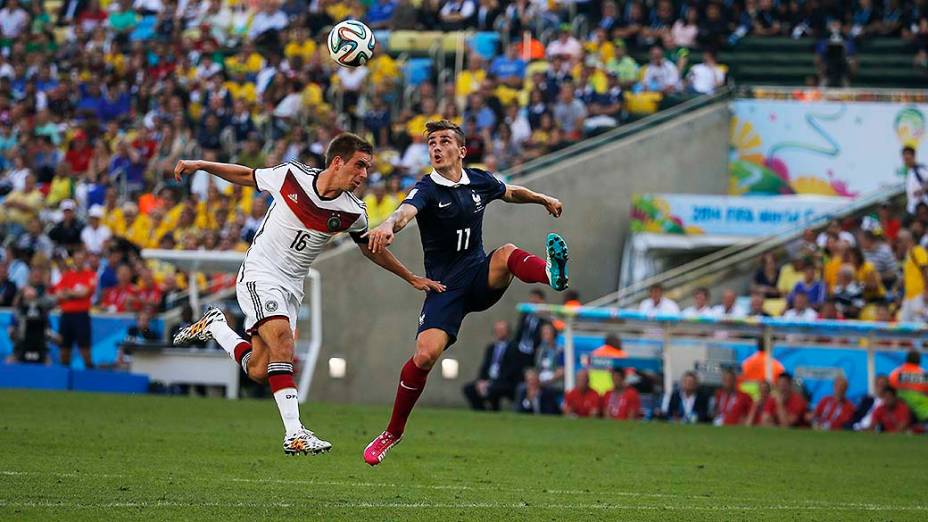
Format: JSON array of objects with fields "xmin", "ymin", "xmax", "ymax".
[
  {"xmin": 364, "ymin": 203, "xmax": 418, "ymax": 254},
  {"xmin": 356, "ymin": 242, "xmax": 446, "ymax": 293},
  {"xmin": 174, "ymin": 160, "xmax": 257, "ymax": 188},
  {"xmin": 502, "ymin": 184, "xmax": 563, "ymax": 217}
]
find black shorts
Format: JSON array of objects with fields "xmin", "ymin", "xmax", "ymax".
[
  {"xmin": 59, "ymin": 311, "xmax": 91, "ymax": 349},
  {"xmin": 417, "ymin": 252, "xmax": 508, "ymax": 347}
]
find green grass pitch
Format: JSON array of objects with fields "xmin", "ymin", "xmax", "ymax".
[{"xmin": 0, "ymin": 390, "xmax": 925, "ymax": 520}]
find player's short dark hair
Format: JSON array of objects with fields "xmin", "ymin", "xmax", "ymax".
[
  {"xmin": 902, "ymin": 146, "xmax": 916, "ymax": 156},
  {"xmin": 906, "ymin": 350, "xmax": 921, "ymax": 365},
  {"xmin": 778, "ymin": 372, "xmax": 793, "ymax": 382},
  {"xmin": 605, "ymin": 334, "xmax": 622, "ymax": 348},
  {"xmin": 425, "ymin": 119, "xmax": 466, "ymax": 146},
  {"xmin": 325, "ymin": 132, "xmax": 373, "ymax": 167}
]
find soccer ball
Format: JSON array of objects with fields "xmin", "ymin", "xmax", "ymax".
[{"xmin": 327, "ymin": 20, "xmax": 376, "ymax": 68}]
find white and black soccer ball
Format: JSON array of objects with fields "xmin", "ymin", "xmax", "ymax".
[{"xmin": 327, "ymin": 20, "xmax": 376, "ymax": 68}]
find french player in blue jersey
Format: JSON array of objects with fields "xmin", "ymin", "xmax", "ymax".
[{"xmin": 362, "ymin": 120, "xmax": 569, "ymax": 465}]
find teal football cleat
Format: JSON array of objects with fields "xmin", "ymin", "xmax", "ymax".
[{"xmin": 545, "ymin": 233, "xmax": 569, "ymax": 291}]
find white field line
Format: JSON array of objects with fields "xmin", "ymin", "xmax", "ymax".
[
  {"xmin": 3, "ymin": 471, "xmax": 925, "ymax": 513},
  {"xmin": 0, "ymin": 500, "xmax": 926, "ymax": 512}
]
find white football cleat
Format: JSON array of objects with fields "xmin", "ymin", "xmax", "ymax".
[
  {"xmin": 284, "ymin": 427, "xmax": 332, "ymax": 456},
  {"xmin": 172, "ymin": 307, "xmax": 226, "ymax": 345}
]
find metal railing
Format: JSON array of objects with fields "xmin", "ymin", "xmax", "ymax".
[
  {"xmin": 588, "ymin": 182, "xmax": 906, "ymax": 309},
  {"xmin": 519, "ymin": 303, "xmax": 925, "ymax": 393}
]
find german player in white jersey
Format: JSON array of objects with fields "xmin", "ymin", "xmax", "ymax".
[{"xmin": 171, "ymin": 133, "xmax": 444, "ymax": 456}]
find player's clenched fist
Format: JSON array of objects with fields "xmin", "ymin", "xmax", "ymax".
[
  {"xmin": 365, "ymin": 223, "xmax": 394, "ymax": 254},
  {"xmin": 174, "ymin": 160, "xmax": 199, "ymax": 181}
]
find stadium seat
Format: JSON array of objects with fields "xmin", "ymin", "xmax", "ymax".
[
  {"xmin": 130, "ymin": 16, "xmax": 158, "ymax": 42},
  {"xmin": 469, "ymin": 32, "xmax": 501, "ymax": 61},
  {"xmin": 388, "ymin": 31, "xmax": 443, "ymax": 54},
  {"xmin": 403, "ymin": 58, "xmax": 433, "ymax": 87},
  {"xmin": 373, "ymin": 30, "xmax": 391, "ymax": 52}
]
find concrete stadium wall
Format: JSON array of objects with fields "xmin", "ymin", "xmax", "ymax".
[{"xmin": 306, "ymin": 102, "xmax": 731, "ymax": 407}]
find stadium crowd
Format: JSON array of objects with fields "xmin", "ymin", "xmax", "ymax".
[
  {"xmin": 464, "ymin": 288, "xmax": 928, "ymax": 434},
  {"xmin": 0, "ymin": 0, "xmax": 738, "ymax": 346}
]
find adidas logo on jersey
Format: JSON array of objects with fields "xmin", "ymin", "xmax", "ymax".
[{"xmin": 288, "ymin": 193, "xmax": 298, "ymax": 203}]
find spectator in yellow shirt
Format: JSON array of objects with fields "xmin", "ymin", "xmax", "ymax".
[
  {"xmin": 2, "ymin": 174, "xmax": 44, "ymax": 234},
  {"xmin": 899, "ymin": 230, "xmax": 928, "ymax": 300},
  {"xmin": 456, "ymin": 54, "xmax": 487, "ymax": 105},
  {"xmin": 406, "ymin": 97, "xmax": 442, "ymax": 138},
  {"xmin": 224, "ymin": 43, "xmax": 265, "ymax": 78},
  {"xmin": 363, "ymin": 182, "xmax": 401, "ymax": 227},
  {"xmin": 123, "ymin": 202, "xmax": 153, "ymax": 248},
  {"xmin": 101, "ymin": 188, "xmax": 127, "ymax": 237}
]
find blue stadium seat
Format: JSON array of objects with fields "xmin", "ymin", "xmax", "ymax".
[
  {"xmin": 373, "ymin": 30, "xmax": 391, "ymax": 52},
  {"xmin": 469, "ymin": 32, "xmax": 501, "ymax": 61},
  {"xmin": 403, "ymin": 58, "xmax": 433, "ymax": 87},
  {"xmin": 130, "ymin": 16, "xmax": 158, "ymax": 42}
]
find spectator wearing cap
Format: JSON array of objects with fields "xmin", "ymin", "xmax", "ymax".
[
  {"xmin": 870, "ymin": 386, "xmax": 912, "ymax": 433},
  {"xmin": 639, "ymin": 283, "xmax": 680, "ymax": 315},
  {"xmin": 713, "ymin": 368, "xmax": 753, "ymax": 426},
  {"xmin": 661, "ymin": 371, "xmax": 711, "ymax": 423},
  {"xmin": 809, "ymin": 375, "xmax": 855, "ymax": 431},
  {"xmin": 81, "ymin": 205, "xmax": 112, "ymax": 255},
  {"xmin": 762, "ymin": 372, "xmax": 808, "ymax": 428},
  {"xmin": 546, "ymin": 24, "xmax": 583, "ymax": 63},
  {"xmin": 898, "ymin": 229, "xmax": 928, "ymax": 302},
  {"xmin": 563, "ymin": 369, "xmax": 601, "ymax": 417},
  {"xmin": 904, "ymin": 146, "xmax": 928, "ymax": 214},
  {"xmin": 602, "ymin": 368, "xmax": 641, "ymax": 420},
  {"xmin": 642, "ymin": 45, "xmax": 680, "ymax": 94},
  {"xmin": 52, "ymin": 248, "xmax": 96, "ymax": 368},
  {"xmin": 48, "ymin": 200, "xmax": 86, "ymax": 253},
  {"xmin": 514, "ymin": 368, "xmax": 561, "ymax": 415}
]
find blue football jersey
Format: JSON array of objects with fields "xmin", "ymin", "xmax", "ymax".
[{"xmin": 403, "ymin": 168, "xmax": 507, "ymax": 283}]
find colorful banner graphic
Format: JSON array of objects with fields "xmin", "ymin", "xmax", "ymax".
[
  {"xmin": 631, "ymin": 193, "xmax": 849, "ymax": 236},
  {"xmin": 729, "ymin": 99, "xmax": 928, "ymax": 196}
]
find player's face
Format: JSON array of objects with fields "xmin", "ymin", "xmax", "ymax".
[
  {"xmin": 336, "ymin": 151, "xmax": 372, "ymax": 191},
  {"xmin": 427, "ymin": 130, "xmax": 465, "ymax": 172}
]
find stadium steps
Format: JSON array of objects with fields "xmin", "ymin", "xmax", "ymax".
[{"xmin": 634, "ymin": 37, "xmax": 923, "ymax": 88}]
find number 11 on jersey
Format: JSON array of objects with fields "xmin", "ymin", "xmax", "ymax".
[{"xmin": 456, "ymin": 228, "xmax": 471, "ymax": 251}]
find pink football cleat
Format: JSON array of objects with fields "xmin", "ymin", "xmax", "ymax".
[{"xmin": 363, "ymin": 431, "xmax": 402, "ymax": 466}]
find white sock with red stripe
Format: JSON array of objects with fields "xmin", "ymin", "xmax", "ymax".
[
  {"xmin": 268, "ymin": 362, "xmax": 302, "ymax": 436},
  {"xmin": 210, "ymin": 321, "xmax": 252, "ymax": 372}
]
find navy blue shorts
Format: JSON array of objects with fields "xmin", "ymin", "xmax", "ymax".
[
  {"xmin": 417, "ymin": 252, "xmax": 507, "ymax": 347},
  {"xmin": 59, "ymin": 311, "xmax": 91, "ymax": 349}
]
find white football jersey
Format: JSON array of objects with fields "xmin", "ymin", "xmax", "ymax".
[{"xmin": 238, "ymin": 161, "xmax": 368, "ymax": 300}]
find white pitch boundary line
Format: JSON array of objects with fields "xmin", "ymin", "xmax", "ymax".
[
  {"xmin": 0, "ymin": 500, "xmax": 926, "ymax": 512},
  {"xmin": 228, "ymin": 477, "xmax": 918, "ymax": 511},
  {"xmin": 4, "ymin": 471, "xmax": 925, "ymax": 513}
]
